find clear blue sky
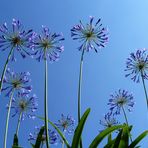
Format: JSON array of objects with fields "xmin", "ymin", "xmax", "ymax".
[{"xmin": 0, "ymin": 0, "xmax": 148, "ymax": 147}]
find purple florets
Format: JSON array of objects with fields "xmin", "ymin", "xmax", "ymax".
[
  {"xmin": 125, "ymin": 49, "xmax": 148, "ymax": 83},
  {"xmin": 0, "ymin": 18, "xmax": 34, "ymax": 61},
  {"xmin": 108, "ymin": 89, "xmax": 135, "ymax": 115},
  {"xmin": 28, "ymin": 125, "xmax": 58, "ymax": 145},
  {"xmin": 71, "ymin": 16, "xmax": 109, "ymax": 52},
  {"xmin": 2, "ymin": 68, "xmax": 32, "ymax": 97},
  {"xmin": 55, "ymin": 114, "xmax": 75, "ymax": 134},
  {"xmin": 10, "ymin": 92, "xmax": 38, "ymax": 120},
  {"xmin": 31, "ymin": 26, "xmax": 64, "ymax": 62},
  {"xmin": 99, "ymin": 112, "xmax": 119, "ymax": 131}
]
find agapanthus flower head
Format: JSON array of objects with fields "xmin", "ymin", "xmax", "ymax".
[
  {"xmin": 0, "ymin": 18, "xmax": 34, "ymax": 61},
  {"xmin": 28, "ymin": 125, "xmax": 58, "ymax": 145},
  {"xmin": 99, "ymin": 112, "xmax": 119, "ymax": 131},
  {"xmin": 55, "ymin": 114, "xmax": 75, "ymax": 134},
  {"xmin": 2, "ymin": 68, "xmax": 32, "ymax": 96},
  {"xmin": 71, "ymin": 16, "xmax": 109, "ymax": 52},
  {"xmin": 125, "ymin": 49, "xmax": 148, "ymax": 83},
  {"xmin": 108, "ymin": 89, "xmax": 135, "ymax": 115},
  {"xmin": 10, "ymin": 92, "xmax": 37, "ymax": 120},
  {"xmin": 31, "ymin": 26, "xmax": 64, "ymax": 62}
]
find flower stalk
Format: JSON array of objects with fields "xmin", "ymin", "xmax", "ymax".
[
  {"xmin": 141, "ymin": 71, "xmax": 148, "ymax": 110},
  {"xmin": 4, "ymin": 89, "xmax": 14, "ymax": 148},
  {"xmin": 44, "ymin": 59, "xmax": 49, "ymax": 148},
  {"xmin": 121, "ymin": 106, "xmax": 132, "ymax": 142},
  {"xmin": 0, "ymin": 47, "xmax": 14, "ymax": 92},
  {"xmin": 16, "ymin": 112, "xmax": 22, "ymax": 137},
  {"xmin": 77, "ymin": 48, "xmax": 85, "ymax": 148}
]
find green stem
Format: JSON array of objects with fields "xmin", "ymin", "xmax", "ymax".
[
  {"xmin": 62, "ymin": 140, "xmax": 64, "ymax": 148},
  {"xmin": 4, "ymin": 90, "xmax": 14, "ymax": 148},
  {"xmin": 77, "ymin": 48, "xmax": 85, "ymax": 148},
  {"xmin": 78, "ymin": 49, "xmax": 85, "ymax": 122},
  {"xmin": 140, "ymin": 71, "xmax": 148, "ymax": 110},
  {"xmin": 16, "ymin": 112, "xmax": 22, "ymax": 137},
  {"xmin": 0, "ymin": 47, "xmax": 14, "ymax": 92},
  {"xmin": 44, "ymin": 59, "xmax": 49, "ymax": 148},
  {"xmin": 121, "ymin": 106, "xmax": 132, "ymax": 142}
]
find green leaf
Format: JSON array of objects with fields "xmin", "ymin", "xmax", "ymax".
[
  {"xmin": 104, "ymin": 139, "xmax": 115, "ymax": 148},
  {"xmin": 13, "ymin": 134, "xmax": 18, "ymax": 146},
  {"xmin": 112, "ymin": 129, "xmax": 123, "ymax": 148},
  {"xmin": 34, "ymin": 126, "xmax": 45, "ymax": 148},
  {"xmin": 128, "ymin": 130, "xmax": 148, "ymax": 148},
  {"xmin": 71, "ymin": 108, "xmax": 91, "ymax": 148},
  {"xmin": 12, "ymin": 134, "xmax": 23, "ymax": 148},
  {"xmin": 118, "ymin": 125, "xmax": 129, "ymax": 148},
  {"xmin": 38, "ymin": 116, "xmax": 70, "ymax": 148},
  {"xmin": 89, "ymin": 125, "xmax": 124, "ymax": 148}
]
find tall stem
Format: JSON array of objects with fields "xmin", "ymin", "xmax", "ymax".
[
  {"xmin": 16, "ymin": 112, "xmax": 22, "ymax": 137},
  {"xmin": 77, "ymin": 48, "xmax": 85, "ymax": 148},
  {"xmin": 0, "ymin": 47, "xmax": 14, "ymax": 92},
  {"xmin": 78, "ymin": 49, "xmax": 85, "ymax": 123},
  {"xmin": 4, "ymin": 90, "xmax": 14, "ymax": 148},
  {"xmin": 121, "ymin": 106, "xmax": 132, "ymax": 142},
  {"xmin": 44, "ymin": 59, "xmax": 49, "ymax": 148},
  {"xmin": 62, "ymin": 140, "xmax": 64, "ymax": 148},
  {"xmin": 140, "ymin": 71, "xmax": 148, "ymax": 110}
]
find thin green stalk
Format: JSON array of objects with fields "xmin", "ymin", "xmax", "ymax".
[
  {"xmin": 0, "ymin": 47, "xmax": 14, "ymax": 92},
  {"xmin": 16, "ymin": 112, "xmax": 22, "ymax": 137},
  {"xmin": 121, "ymin": 106, "xmax": 132, "ymax": 142},
  {"xmin": 140, "ymin": 71, "xmax": 148, "ymax": 110},
  {"xmin": 4, "ymin": 89, "xmax": 14, "ymax": 148},
  {"xmin": 78, "ymin": 49, "xmax": 85, "ymax": 123},
  {"xmin": 77, "ymin": 48, "xmax": 85, "ymax": 148},
  {"xmin": 44, "ymin": 59, "xmax": 49, "ymax": 148},
  {"xmin": 62, "ymin": 140, "xmax": 64, "ymax": 148},
  {"xmin": 107, "ymin": 133, "xmax": 112, "ymax": 143}
]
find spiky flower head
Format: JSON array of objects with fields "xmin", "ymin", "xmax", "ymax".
[
  {"xmin": 31, "ymin": 26, "xmax": 64, "ymax": 62},
  {"xmin": 71, "ymin": 16, "xmax": 109, "ymax": 52},
  {"xmin": 99, "ymin": 112, "xmax": 119, "ymax": 131},
  {"xmin": 28, "ymin": 125, "xmax": 58, "ymax": 145},
  {"xmin": 55, "ymin": 114, "xmax": 75, "ymax": 134},
  {"xmin": 2, "ymin": 68, "xmax": 32, "ymax": 96},
  {"xmin": 0, "ymin": 18, "xmax": 34, "ymax": 61},
  {"xmin": 125, "ymin": 49, "xmax": 148, "ymax": 83},
  {"xmin": 108, "ymin": 89, "xmax": 135, "ymax": 115},
  {"xmin": 10, "ymin": 92, "xmax": 37, "ymax": 120}
]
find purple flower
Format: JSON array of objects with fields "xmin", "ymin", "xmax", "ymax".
[
  {"xmin": 71, "ymin": 16, "xmax": 109, "ymax": 52},
  {"xmin": 108, "ymin": 89, "xmax": 135, "ymax": 115},
  {"xmin": 99, "ymin": 112, "xmax": 119, "ymax": 131},
  {"xmin": 125, "ymin": 49, "xmax": 148, "ymax": 83},
  {"xmin": 28, "ymin": 125, "xmax": 58, "ymax": 145},
  {"xmin": 55, "ymin": 114, "xmax": 75, "ymax": 134},
  {"xmin": 31, "ymin": 26, "xmax": 64, "ymax": 62},
  {"xmin": 0, "ymin": 18, "xmax": 34, "ymax": 61},
  {"xmin": 2, "ymin": 68, "xmax": 32, "ymax": 97},
  {"xmin": 10, "ymin": 92, "xmax": 38, "ymax": 120}
]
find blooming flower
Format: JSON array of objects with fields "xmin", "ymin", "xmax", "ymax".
[
  {"xmin": 0, "ymin": 18, "xmax": 34, "ymax": 61},
  {"xmin": 2, "ymin": 68, "xmax": 32, "ymax": 96},
  {"xmin": 99, "ymin": 112, "xmax": 119, "ymax": 131},
  {"xmin": 31, "ymin": 26, "xmax": 64, "ymax": 62},
  {"xmin": 71, "ymin": 16, "xmax": 109, "ymax": 52},
  {"xmin": 28, "ymin": 126, "xmax": 58, "ymax": 145},
  {"xmin": 125, "ymin": 49, "xmax": 148, "ymax": 83},
  {"xmin": 108, "ymin": 89, "xmax": 135, "ymax": 115},
  {"xmin": 55, "ymin": 114, "xmax": 75, "ymax": 134},
  {"xmin": 10, "ymin": 92, "xmax": 37, "ymax": 120}
]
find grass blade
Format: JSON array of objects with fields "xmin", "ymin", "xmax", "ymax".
[
  {"xmin": 89, "ymin": 125, "xmax": 124, "ymax": 148},
  {"xmin": 71, "ymin": 108, "xmax": 90, "ymax": 148}
]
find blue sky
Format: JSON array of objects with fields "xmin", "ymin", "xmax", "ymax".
[{"xmin": 0, "ymin": 0, "xmax": 148, "ymax": 147}]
